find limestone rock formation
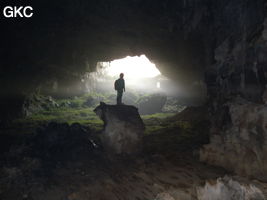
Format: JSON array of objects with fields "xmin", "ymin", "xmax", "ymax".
[
  {"xmin": 94, "ymin": 102, "xmax": 145, "ymax": 154},
  {"xmin": 200, "ymin": 97, "xmax": 267, "ymax": 181},
  {"xmin": 199, "ymin": 8, "xmax": 267, "ymax": 180}
]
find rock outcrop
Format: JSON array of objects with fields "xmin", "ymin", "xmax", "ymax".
[
  {"xmin": 200, "ymin": 98, "xmax": 267, "ymax": 181},
  {"xmin": 94, "ymin": 102, "xmax": 145, "ymax": 155},
  {"xmin": 22, "ymin": 94, "xmax": 59, "ymax": 116},
  {"xmin": 201, "ymin": 4, "xmax": 267, "ymax": 181},
  {"xmin": 0, "ymin": 94, "xmax": 59, "ymax": 127},
  {"xmin": 138, "ymin": 94, "xmax": 167, "ymax": 115}
]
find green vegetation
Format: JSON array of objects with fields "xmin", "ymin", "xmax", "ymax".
[
  {"xmin": 141, "ymin": 112, "xmax": 175, "ymax": 120},
  {"xmin": 14, "ymin": 107, "xmax": 103, "ymax": 131},
  {"xmin": 11, "ymin": 94, "xmax": 209, "ymax": 155},
  {"xmin": 13, "ymin": 101, "xmax": 104, "ymax": 133},
  {"xmin": 142, "ymin": 113, "xmax": 175, "ymax": 135},
  {"xmin": 12, "ymin": 92, "xmax": 116, "ymax": 132},
  {"xmin": 12, "ymin": 92, "xmax": 177, "ymax": 132}
]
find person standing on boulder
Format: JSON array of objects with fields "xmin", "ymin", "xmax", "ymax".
[{"xmin": 114, "ymin": 73, "xmax": 125, "ymax": 105}]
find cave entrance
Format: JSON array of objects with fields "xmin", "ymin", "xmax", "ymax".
[
  {"xmin": 107, "ymin": 55, "xmax": 160, "ymax": 79},
  {"xmin": 85, "ymin": 55, "xmax": 165, "ymax": 93},
  {"xmin": 83, "ymin": 55, "xmax": 185, "ymax": 114},
  {"xmin": 107, "ymin": 55, "xmax": 162, "ymax": 91}
]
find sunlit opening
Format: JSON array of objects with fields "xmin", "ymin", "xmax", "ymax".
[
  {"xmin": 106, "ymin": 55, "xmax": 161, "ymax": 78},
  {"xmin": 157, "ymin": 81, "xmax": 161, "ymax": 89},
  {"xmin": 84, "ymin": 55, "xmax": 174, "ymax": 95}
]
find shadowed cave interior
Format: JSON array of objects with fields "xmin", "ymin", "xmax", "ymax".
[{"xmin": 1, "ymin": 0, "xmax": 267, "ymax": 199}]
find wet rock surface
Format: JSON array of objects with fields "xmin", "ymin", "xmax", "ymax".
[{"xmin": 94, "ymin": 102, "xmax": 145, "ymax": 154}]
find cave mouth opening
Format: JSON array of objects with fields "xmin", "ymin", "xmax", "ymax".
[
  {"xmin": 85, "ymin": 54, "xmax": 166, "ymax": 94},
  {"xmin": 107, "ymin": 55, "xmax": 161, "ymax": 79},
  {"xmin": 84, "ymin": 54, "xmax": 184, "ymax": 98},
  {"xmin": 82, "ymin": 54, "xmax": 185, "ymax": 114}
]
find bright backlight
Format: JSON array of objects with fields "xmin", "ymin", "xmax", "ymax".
[{"xmin": 106, "ymin": 55, "xmax": 161, "ymax": 78}]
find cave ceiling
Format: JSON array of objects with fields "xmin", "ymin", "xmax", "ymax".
[{"xmin": 0, "ymin": 0, "xmax": 265, "ymax": 94}]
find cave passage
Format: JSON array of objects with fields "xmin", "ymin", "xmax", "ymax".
[{"xmin": 1, "ymin": 0, "xmax": 267, "ymax": 199}]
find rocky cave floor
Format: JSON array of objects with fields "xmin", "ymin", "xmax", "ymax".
[
  {"xmin": 0, "ymin": 146, "xmax": 226, "ymax": 200},
  {"xmin": 1, "ymin": 105, "xmax": 267, "ymax": 200}
]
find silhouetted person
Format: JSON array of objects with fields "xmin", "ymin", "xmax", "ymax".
[{"xmin": 114, "ymin": 73, "xmax": 125, "ymax": 105}]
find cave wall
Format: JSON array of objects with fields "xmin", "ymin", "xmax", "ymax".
[
  {"xmin": 206, "ymin": 0, "xmax": 266, "ymax": 103},
  {"xmin": 200, "ymin": 0, "xmax": 267, "ymax": 180}
]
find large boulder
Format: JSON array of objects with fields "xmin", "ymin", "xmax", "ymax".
[
  {"xmin": 94, "ymin": 102, "xmax": 145, "ymax": 155},
  {"xmin": 137, "ymin": 94, "xmax": 167, "ymax": 115}
]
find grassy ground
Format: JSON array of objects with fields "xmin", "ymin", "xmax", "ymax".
[
  {"xmin": 13, "ymin": 107, "xmax": 104, "ymax": 132},
  {"xmin": 8, "ymin": 95, "xmax": 210, "ymax": 156},
  {"xmin": 13, "ymin": 106, "xmax": 176, "ymax": 134},
  {"xmin": 142, "ymin": 112, "xmax": 176, "ymax": 134},
  {"xmin": 11, "ymin": 94, "xmax": 177, "ymax": 133}
]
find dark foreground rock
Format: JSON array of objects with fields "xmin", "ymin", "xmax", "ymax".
[
  {"xmin": 32, "ymin": 122, "xmax": 99, "ymax": 162},
  {"xmin": 94, "ymin": 102, "xmax": 145, "ymax": 155}
]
